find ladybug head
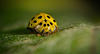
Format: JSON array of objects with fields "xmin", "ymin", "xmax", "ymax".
[{"xmin": 42, "ymin": 29, "xmax": 51, "ymax": 36}]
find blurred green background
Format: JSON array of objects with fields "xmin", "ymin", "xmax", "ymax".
[
  {"xmin": 0, "ymin": 0, "xmax": 100, "ymax": 54},
  {"xmin": 0, "ymin": 0, "xmax": 100, "ymax": 32}
]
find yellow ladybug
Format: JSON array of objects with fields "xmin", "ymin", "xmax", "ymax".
[{"xmin": 27, "ymin": 13, "xmax": 58, "ymax": 36}]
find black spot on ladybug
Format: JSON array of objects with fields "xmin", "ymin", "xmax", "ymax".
[
  {"xmin": 53, "ymin": 20, "xmax": 56, "ymax": 22},
  {"xmin": 31, "ymin": 24, "xmax": 32, "ymax": 26},
  {"xmin": 31, "ymin": 17, "xmax": 35, "ymax": 20},
  {"xmin": 44, "ymin": 19, "xmax": 47, "ymax": 22},
  {"xmin": 47, "ymin": 16, "xmax": 50, "ymax": 18},
  {"xmin": 50, "ymin": 22, "xmax": 53, "ymax": 25},
  {"xmin": 43, "ymin": 24, "xmax": 46, "ymax": 27},
  {"xmin": 28, "ymin": 22, "xmax": 30, "ymax": 26},
  {"xmin": 33, "ymin": 20, "xmax": 37, "ymax": 23},
  {"xmin": 47, "ymin": 24, "xmax": 50, "ymax": 26},
  {"xmin": 39, "ymin": 22, "xmax": 42, "ymax": 25},
  {"xmin": 38, "ymin": 16, "xmax": 42, "ymax": 19}
]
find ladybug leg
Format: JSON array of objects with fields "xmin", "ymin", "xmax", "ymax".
[
  {"xmin": 34, "ymin": 27, "xmax": 42, "ymax": 36},
  {"xmin": 35, "ymin": 26, "xmax": 39, "ymax": 32},
  {"xmin": 37, "ymin": 33, "xmax": 42, "ymax": 36}
]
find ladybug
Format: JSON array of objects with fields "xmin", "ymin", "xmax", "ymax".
[{"xmin": 27, "ymin": 13, "xmax": 58, "ymax": 36}]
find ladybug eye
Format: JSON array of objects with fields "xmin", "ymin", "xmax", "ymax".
[
  {"xmin": 47, "ymin": 16, "xmax": 50, "ymax": 18},
  {"xmin": 47, "ymin": 24, "xmax": 50, "ymax": 26},
  {"xmin": 53, "ymin": 20, "xmax": 56, "ymax": 22},
  {"xmin": 39, "ymin": 22, "xmax": 42, "ymax": 25},
  {"xmin": 31, "ymin": 17, "xmax": 35, "ymax": 20},
  {"xmin": 38, "ymin": 16, "xmax": 42, "ymax": 19},
  {"xmin": 50, "ymin": 22, "xmax": 53, "ymax": 25},
  {"xmin": 44, "ymin": 19, "xmax": 47, "ymax": 22},
  {"xmin": 46, "ymin": 32, "xmax": 48, "ymax": 34},
  {"xmin": 33, "ymin": 20, "xmax": 37, "ymax": 23},
  {"xmin": 50, "ymin": 29, "xmax": 51, "ymax": 31},
  {"xmin": 43, "ymin": 24, "xmax": 46, "ymax": 27}
]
